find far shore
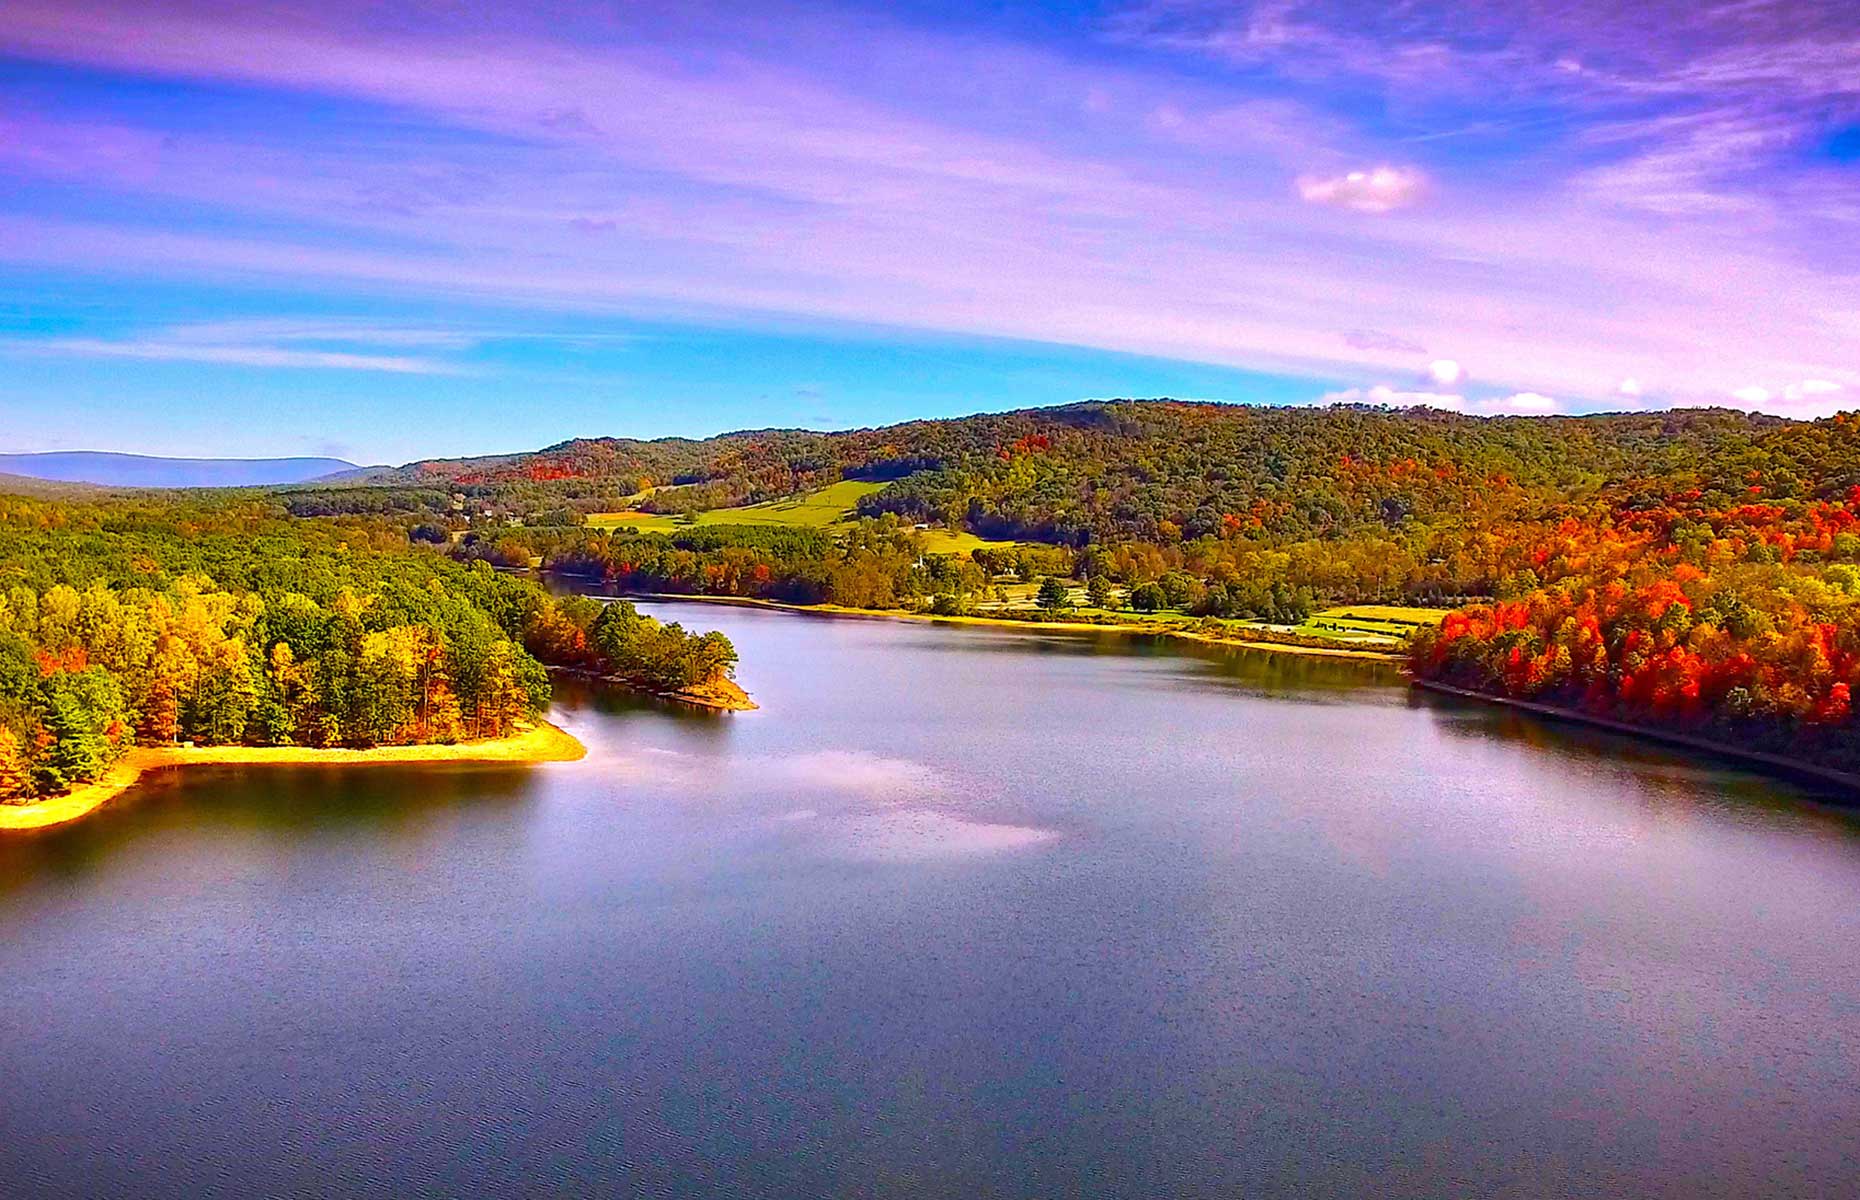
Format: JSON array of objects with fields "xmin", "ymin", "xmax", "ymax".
[
  {"xmin": 606, "ymin": 589, "xmax": 1407, "ymax": 662},
  {"xmin": 0, "ymin": 719, "xmax": 587, "ymax": 833}
]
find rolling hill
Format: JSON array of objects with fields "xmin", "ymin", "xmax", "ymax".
[
  {"xmin": 0, "ymin": 451, "xmax": 360, "ymax": 488},
  {"xmin": 349, "ymin": 399, "xmax": 1815, "ymax": 545}
]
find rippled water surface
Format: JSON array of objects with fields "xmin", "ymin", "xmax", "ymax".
[{"xmin": 3, "ymin": 602, "xmax": 1859, "ymax": 1197}]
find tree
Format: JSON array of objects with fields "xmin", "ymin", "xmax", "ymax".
[
  {"xmin": 1036, "ymin": 576, "xmax": 1069, "ymax": 612},
  {"xmin": 1129, "ymin": 582, "xmax": 1165, "ymax": 612},
  {"xmin": 35, "ymin": 668, "xmax": 126, "ymax": 794},
  {"xmin": 0, "ymin": 725, "xmax": 30, "ymax": 801},
  {"xmin": 1087, "ymin": 575, "xmax": 1115, "ymax": 609}
]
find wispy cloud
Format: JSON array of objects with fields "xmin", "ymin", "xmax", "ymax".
[
  {"xmin": 9, "ymin": 319, "xmax": 476, "ymax": 375},
  {"xmin": 24, "ymin": 339, "xmax": 459, "ymax": 374},
  {"xmin": 0, "ymin": 0, "xmax": 1855, "ymax": 417}
]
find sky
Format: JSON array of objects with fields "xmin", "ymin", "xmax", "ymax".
[{"xmin": 1, "ymin": 0, "xmax": 1857, "ymax": 464}]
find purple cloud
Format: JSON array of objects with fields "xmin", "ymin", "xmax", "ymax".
[
  {"xmin": 0, "ymin": 0, "xmax": 1855, "ymax": 417},
  {"xmin": 1297, "ymin": 165, "xmax": 1427, "ymax": 212},
  {"xmin": 10, "ymin": 318, "xmax": 475, "ymax": 374}
]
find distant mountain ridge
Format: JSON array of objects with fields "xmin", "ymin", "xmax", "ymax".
[{"xmin": 0, "ymin": 451, "xmax": 361, "ymax": 488}]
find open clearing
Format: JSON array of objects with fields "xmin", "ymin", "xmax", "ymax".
[
  {"xmin": 589, "ymin": 479, "xmax": 1019, "ymax": 552},
  {"xmin": 1298, "ymin": 605, "xmax": 1451, "ymax": 645},
  {"xmin": 588, "ymin": 480, "xmax": 886, "ymax": 532}
]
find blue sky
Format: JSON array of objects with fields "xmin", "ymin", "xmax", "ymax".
[
  {"xmin": 1, "ymin": 0, "xmax": 1857, "ymax": 463},
  {"xmin": 0, "ymin": 266, "xmax": 1328, "ymax": 463}
]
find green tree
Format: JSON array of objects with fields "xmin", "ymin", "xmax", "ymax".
[
  {"xmin": 1129, "ymin": 582, "xmax": 1166, "ymax": 612},
  {"xmin": 35, "ymin": 668, "xmax": 126, "ymax": 793}
]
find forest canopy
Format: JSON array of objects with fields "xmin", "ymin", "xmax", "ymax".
[
  {"xmin": 0, "ymin": 497, "xmax": 737, "ymax": 803},
  {"xmin": 18, "ymin": 398, "xmax": 1860, "ymax": 794},
  {"xmin": 340, "ymin": 399, "xmax": 1860, "ymax": 772}
]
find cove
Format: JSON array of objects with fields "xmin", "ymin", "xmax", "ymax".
[{"xmin": 2, "ymin": 600, "xmax": 1858, "ymax": 1198}]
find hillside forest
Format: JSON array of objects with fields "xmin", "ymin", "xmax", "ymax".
[
  {"xmin": 16, "ymin": 397, "xmax": 1860, "ymax": 797},
  {"xmin": 295, "ymin": 400, "xmax": 1860, "ymax": 775},
  {"xmin": 0, "ymin": 498, "xmax": 736, "ymax": 803}
]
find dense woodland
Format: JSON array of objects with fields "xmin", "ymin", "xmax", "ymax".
[
  {"xmin": 327, "ymin": 399, "xmax": 1860, "ymax": 769},
  {"xmin": 336, "ymin": 401, "xmax": 1800, "ymax": 544},
  {"xmin": 18, "ymin": 398, "xmax": 1860, "ymax": 792},
  {"xmin": 0, "ymin": 498, "xmax": 736, "ymax": 804},
  {"xmin": 1408, "ymin": 484, "xmax": 1860, "ymax": 772}
]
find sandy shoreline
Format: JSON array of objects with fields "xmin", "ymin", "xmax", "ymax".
[
  {"xmin": 0, "ymin": 719, "xmax": 587, "ymax": 833},
  {"xmin": 617, "ymin": 591, "xmax": 1406, "ymax": 662}
]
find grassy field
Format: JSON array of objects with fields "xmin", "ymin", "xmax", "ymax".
[
  {"xmin": 588, "ymin": 480, "xmax": 886, "ymax": 532},
  {"xmin": 918, "ymin": 527, "xmax": 1012, "ymax": 554},
  {"xmin": 1317, "ymin": 604, "xmax": 1452, "ymax": 625},
  {"xmin": 588, "ymin": 480, "xmax": 1021, "ymax": 553},
  {"xmin": 1295, "ymin": 605, "xmax": 1451, "ymax": 645}
]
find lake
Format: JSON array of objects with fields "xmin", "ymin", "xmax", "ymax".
[{"xmin": 3, "ymin": 600, "xmax": 1859, "ymax": 1197}]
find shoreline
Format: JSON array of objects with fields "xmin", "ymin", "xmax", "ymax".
[
  {"xmin": 616, "ymin": 586, "xmax": 1860, "ymax": 795},
  {"xmin": 612, "ymin": 590, "xmax": 1405, "ymax": 662},
  {"xmin": 547, "ymin": 663, "xmax": 758, "ymax": 711},
  {"xmin": 0, "ymin": 719, "xmax": 587, "ymax": 833},
  {"xmin": 1412, "ymin": 678, "xmax": 1860, "ymax": 797},
  {"xmin": 592, "ymin": 587, "xmax": 1858, "ymax": 795}
]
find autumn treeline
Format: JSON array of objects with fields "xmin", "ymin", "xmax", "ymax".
[
  {"xmin": 1411, "ymin": 488, "xmax": 1860, "ymax": 770},
  {"xmin": 0, "ymin": 499, "xmax": 736, "ymax": 803}
]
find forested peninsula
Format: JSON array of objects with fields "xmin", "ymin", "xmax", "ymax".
[{"xmin": 0, "ymin": 497, "xmax": 745, "ymax": 819}]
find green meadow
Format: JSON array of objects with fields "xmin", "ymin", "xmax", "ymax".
[
  {"xmin": 589, "ymin": 479, "xmax": 1021, "ymax": 553},
  {"xmin": 1294, "ymin": 605, "xmax": 1451, "ymax": 645},
  {"xmin": 588, "ymin": 479, "xmax": 886, "ymax": 532}
]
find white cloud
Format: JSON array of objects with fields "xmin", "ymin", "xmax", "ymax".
[
  {"xmin": 1489, "ymin": 391, "xmax": 1558, "ymax": 412},
  {"xmin": 1321, "ymin": 384, "xmax": 1464, "ymax": 409},
  {"xmin": 1616, "ymin": 376, "xmax": 1643, "ymax": 397},
  {"xmin": 1784, "ymin": 379, "xmax": 1841, "ymax": 402},
  {"xmin": 1296, "ymin": 165, "xmax": 1426, "ymax": 213},
  {"xmin": 1427, "ymin": 358, "xmax": 1464, "ymax": 386},
  {"xmin": 1325, "ymin": 384, "xmax": 1560, "ymax": 416},
  {"xmin": 1726, "ymin": 379, "xmax": 1848, "ymax": 418}
]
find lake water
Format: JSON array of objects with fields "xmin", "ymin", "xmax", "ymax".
[{"xmin": 3, "ymin": 601, "xmax": 1859, "ymax": 1198}]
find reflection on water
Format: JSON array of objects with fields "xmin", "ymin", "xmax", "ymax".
[
  {"xmin": 0, "ymin": 763, "xmax": 541, "ymax": 901},
  {"xmin": 2, "ymin": 599, "xmax": 1858, "ymax": 1199},
  {"xmin": 1417, "ymin": 686, "xmax": 1860, "ymax": 829}
]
